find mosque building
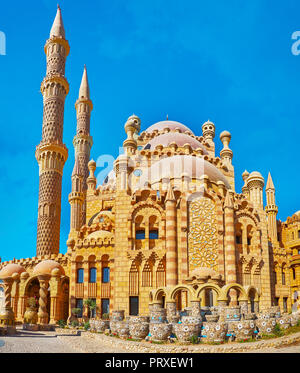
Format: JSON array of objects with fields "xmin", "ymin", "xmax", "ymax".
[{"xmin": 0, "ymin": 6, "xmax": 299, "ymax": 325}]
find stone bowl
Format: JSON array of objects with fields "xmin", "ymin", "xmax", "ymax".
[
  {"xmin": 116, "ymin": 321, "xmax": 130, "ymax": 338},
  {"xmin": 278, "ymin": 315, "xmax": 291, "ymax": 330},
  {"xmin": 173, "ymin": 323, "xmax": 200, "ymax": 343},
  {"xmin": 181, "ymin": 316, "xmax": 202, "ymax": 325},
  {"xmin": 256, "ymin": 318, "xmax": 277, "ymax": 335},
  {"xmin": 129, "ymin": 322, "xmax": 149, "ymax": 340},
  {"xmin": 232, "ymin": 320, "xmax": 256, "ymax": 341},
  {"xmin": 201, "ymin": 322, "xmax": 227, "ymax": 343},
  {"xmin": 149, "ymin": 323, "xmax": 172, "ymax": 341},
  {"xmin": 205, "ymin": 314, "xmax": 219, "ymax": 323}
]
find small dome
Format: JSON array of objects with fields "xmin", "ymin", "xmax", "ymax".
[
  {"xmin": 220, "ymin": 130, "xmax": 231, "ymax": 140},
  {"xmin": 86, "ymin": 230, "xmax": 114, "ymax": 239},
  {"xmin": 145, "ymin": 120, "xmax": 193, "ymax": 134},
  {"xmin": 143, "ymin": 132, "xmax": 208, "ymax": 153},
  {"xmin": 103, "ymin": 169, "xmax": 116, "ymax": 185},
  {"xmin": 33, "ymin": 260, "xmax": 65, "ymax": 276},
  {"xmin": 0, "ymin": 264, "xmax": 26, "ymax": 279},
  {"xmin": 135, "ymin": 155, "xmax": 231, "ymax": 190}
]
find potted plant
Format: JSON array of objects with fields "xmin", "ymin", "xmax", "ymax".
[
  {"xmin": 23, "ymin": 297, "xmax": 38, "ymax": 325},
  {"xmin": 83, "ymin": 299, "xmax": 97, "ymax": 319}
]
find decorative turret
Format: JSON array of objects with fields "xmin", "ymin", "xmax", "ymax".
[
  {"xmin": 247, "ymin": 171, "xmax": 264, "ymax": 209},
  {"xmin": 35, "ymin": 5, "xmax": 69, "ymax": 256},
  {"xmin": 71, "ymin": 65, "xmax": 93, "ymax": 230},
  {"xmin": 123, "ymin": 114, "xmax": 141, "ymax": 155},
  {"xmin": 265, "ymin": 172, "xmax": 278, "ymax": 242},
  {"xmin": 220, "ymin": 130, "xmax": 233, "ymax": 166},
  {"xmin": 202, "ymin": 120, "xmax": 215, "ymax": 155},
  {"xmin": 242, "ymin": 170, "xmax": 249, "ymax": 197},
  {"xmin": 87, "ymin": 160, "xmax": 97, "ymax": 192}
]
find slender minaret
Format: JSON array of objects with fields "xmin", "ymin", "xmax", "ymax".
[
  {"xmin": 265, "ymin": 172, "xmax": 278, "ymax": 242},
  {"xmin": 69, "ymin": 66, "xmax": 93, "ymax": 233},
  {"xmin": 35, "ymin": 5, "xmax": 70, "ymax": 256}
]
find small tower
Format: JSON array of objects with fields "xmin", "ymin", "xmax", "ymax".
[
  {"xmin": 123, "ymin": 114, "xmax": 141, "ymax": 155},
  {"xmin": 241, "ymin": 170, "xmax": 250, "ymax": 197},
  {"xmin": 202, "ymin": 120, "xmax": 215, "ymax": 156},
  {"xmin": 220, "ymin": 130, "xmax": 233, "ymax": 166},
  {"xmin": 70, "ymin": 65, "xmax": 93, "ymax": 232},
  {"xmin": 247, "ymin": 171, "xmax": 265, "ymax": 209},
  {"xmin": 265, "ymin": 172, "xmax": 278, "ymax": 242},
  {"xmin": 35, "ymin": 5, "xmax": 70, "ymax": 256}
]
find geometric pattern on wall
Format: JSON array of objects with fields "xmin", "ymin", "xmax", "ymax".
[{"xmin": 188, "ymin": 196, "xmax": 218, "ymax": 272}]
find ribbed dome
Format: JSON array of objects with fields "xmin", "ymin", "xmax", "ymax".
[
  {"xmin": 144, "ymin": 132, "xmax": 208, "ymax": 153},
  {"xmin": 145, "ymin": 120, "xmax": 193, "ymax": 134},
  {"xmin": 0, "ymin": 264, "xmax": 26, "ymax": 279},
  {"xmin": 33, "ymin": 260, "xmax": 65, "ymax": 276},
  {"xmin": 135, "ymin": 155, "xmax": 231, "ymax": 190}
]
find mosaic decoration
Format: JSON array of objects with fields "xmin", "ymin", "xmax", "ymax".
[{"xmin": 188, "ymin": 197, "xmax": 218, "ymax": 271}]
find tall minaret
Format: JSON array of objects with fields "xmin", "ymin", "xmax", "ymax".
[
  {"xmin": 69, "ymin": 65, "xmax": 93, "ymax": 234},
  {"xmin": 265, "ymin": 172, "xmax": 278, "ymax": 242},
  {"xmin": 35, "ymin": 5, "xmax": 70, "ymax": 256}
]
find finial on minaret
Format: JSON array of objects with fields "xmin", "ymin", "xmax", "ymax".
[
  {"xmin": 166, "ymin": 114, "xmax": 169, "ymax": 121},
  {"xmin": 220, "ymin": 130, "xmax": 233, "ymax": 165},
  {"xmin": 50, "ymin": 4, "xmax": 65, "ymax": 38},
  {"xmin": 266, "ymin": 172, "xmax": 275, "ymax": 190},
  {"xmin": 78, "ymin": 65, "xmax": 90, "ymax": 100}
]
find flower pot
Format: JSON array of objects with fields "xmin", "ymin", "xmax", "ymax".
[
  {"xmin": 149, "ymin": 323, "xmax": 172, "ymax": 341},
  {"xmin": 201, "ymin": 322, "xmax": 227, "ymax": 343},
  {"xmin": 23, "ymin": 307, "xmax": 38, "ymax": 325},
  {"xmin": 173, "ymin": 323, "xmax": 200, "ymax": 343},
  {"xmin": 129, "ymin": 322, "xmax": 149, "ymax": 340}
]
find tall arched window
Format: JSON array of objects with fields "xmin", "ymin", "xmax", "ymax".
[
  {"xmin": 77, "ymin": 268, "xmax": 84, "ymax": 283},
  {"xmin": 102, "ymin": 267, "xmax": 110, "ymax": 283},
  {"xmin": 282, "ymin": 265, "xmax": 286, "ymax": 285},
  {"xmin": 89, "ymin": 267, "xmax": 97, "ymax": 283}
]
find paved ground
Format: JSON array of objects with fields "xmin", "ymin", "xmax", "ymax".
[{"xmin": 0, "ymin": 329, "xmax": 300, "ymax": 353}]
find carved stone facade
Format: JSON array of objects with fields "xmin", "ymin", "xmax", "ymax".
[{"xmin": 0, "ymin": 6, "xmax": 299, "ymax": 327}]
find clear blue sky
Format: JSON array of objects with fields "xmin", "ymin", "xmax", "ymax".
[{"xmin": 0, "ymin": 0, "xmax": 299, "ymax": 262}]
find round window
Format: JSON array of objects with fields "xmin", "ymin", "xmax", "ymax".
[{"xmin": 133, "ymin": 169, "xmax": 142, "ymax": 177}]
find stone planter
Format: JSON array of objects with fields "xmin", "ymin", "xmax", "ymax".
[
  {"xmin": 291, "ymin": 313, "xmax": 300, "ymax": 326},
  {"xmin": 128, "ymin": 316, "xmax": 149, "ymax": 323},
  {"xmin": 23, "ymin": 307, "xmax": 38, "ymax": 325},
  {"xmin": 232, "ymin": 320, "xmax": 256, "ymax": 341},
  {"xmin": 278, "ymin": 315, "xmax": 291, "ymax": 330},
  {"xmin": 111, "ymin": 310, "xmax": 125, "ymax": 321},
  {"xmin": 269, "ymin": 306, "xmax": 281, "ymax": 318},
  {"xmin": 243, "ymin": 313, "xmax": 256, "ymax": 320},
  {"xmin": 181, "ymin": 316, "xmax": 202, "ymax": 325},
  {"xmin": 256, "ymin": 318, "xmax": 277, "ymax": 335},
  {"xmin": 149, "ymin": 323, "xmax": 172, "ymax": 341},
  {"xmin": 205, "ymin": 314, "xmax": 219, "ymax": 322},
  {"xmin": 201, "ymin": 322, "xmax": 227, "ymax": 343},
  {"xmin": 110, "ymin": 321, "xmax": 118, "ymax": 334},
  {"xmin": 116, "ymin": 321, "xmax": 130, "ymax": 338},
  {"xmin": 95, "ymin": 320, "xmax": 110, "ymax": 332},
  {"xmin": 225, "ymin": 306, "xmax": 241, "ymax": 321},
  {"xmin": 129, "ymin": 322, "xmax": 149, "ymax": 340},
  {"xmin": 23, "ymin": 323, "xmax": 39, "ymax": 331},
  {"xmin": 150, "ymin": 308, "xmax": 167, "ymax": 323},
  {"xmin": 173, "ymin": 323, "xmax": 200, "ymax": 343}
]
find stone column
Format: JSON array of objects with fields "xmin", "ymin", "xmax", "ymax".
[
  {"xmin": 37, "ymin": 275, "xmax": 50, "ymax": 324},
  {"xmin": 217, "ymin": 299, "xmax": 228, "ymax": 321},
  {"xmin": 165, "ymin": 185, "xmax": 178, "ymax": 286},
  {"xmin": 0, "ymin": 277, "xmax": 14, "ymax": 326},
  {"xmin": 254, "ymin": 300, "xmax": 259, "ymax": 313},
  {"xmin": 49, "ymin": 269, "xmax": 60, "ymax": 324},
  {"xmin": 224, "ymin": 191, "xmax": 237, "ymax": 283}
]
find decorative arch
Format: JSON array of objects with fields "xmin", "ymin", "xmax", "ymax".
[
  {"xmin": 221, "ymin": 283, "xmax": 248, "ymax": 301},
  {"xmin": 195, "ymin": 283, "xmax": 222, "ymax": 301}
]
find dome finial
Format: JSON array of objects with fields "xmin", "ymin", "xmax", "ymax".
[
  {"xmin": 166, "ymin": 114, "xmax": 169, "ymax": 121},
  {"xmin": 78, "ymin": 64, "xmax": 90, "ymax": 99}
]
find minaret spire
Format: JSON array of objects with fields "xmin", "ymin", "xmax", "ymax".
[
  {"xmin": 69, "ymin": 65, "xmax": 93, "ymax": 238},
  {"xmin": 265, "ymin": 171, "xmax": 278, "ymax": 242},
  {"xmin": 35, "ymin": 6, "xmax": 70, "ymax": 256},
  {"xmin": 50, "ymin": 4, "xmax": 65, "ymax": 38}
]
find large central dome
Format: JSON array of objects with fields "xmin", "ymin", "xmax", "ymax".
[
  {"xmin": 145, "ymin": 120, "xmax": 193, "ymax": 134},
  {"xmin": 134, "ymin": 155, "xmax": 231, "ymax": 190},
  {"xmin": 144, "ymin": 132, "xmax": 208, "ymax": 153}
]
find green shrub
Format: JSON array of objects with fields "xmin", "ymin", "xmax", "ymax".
[
  {"xmin": 57, "ymin": 320, "xmax": 66, "ymax": 328},
  {"xmin": 84, "ymin": 322, "xmax": 90, "ymax": 331},
  {"xmin": 273, "ymin": 324, "xmax": 283, "ymax": 337},
  {"xmin": 102, "ymin": 313, "xmax": 110, "ymax": 320},
  {"xmin": 70, "ymin": 320, "xmax": 79, "ymax": 328},
  {"xmin": 190, "ymin": 335, "xmax": 199, "ymax": 344}
]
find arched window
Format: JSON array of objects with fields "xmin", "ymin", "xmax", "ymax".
[
  {"xmin": 102, "ymin": 267, "xmax": 110, "ymax": 283},
  {"xmin": 292, "ymin": 267, "xmax": 296, "ymax": 280},
  {"xmin": 135, "ymin": 229, "xmax": 145, "ymax": 239},
  {"xmin": 89, "ymin": 267, "xmax": 97, "ymax": 283},
  {"xmin": 282, "ymin": 265, "xmax": 286, "ymax": 285},
  {"xmin": 77, "ymin": 268, "xmax": 84, "ymax": 284},
  {"xmin": 149, "ymin": 229, "xmax": 158, "ymax": 239}
]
